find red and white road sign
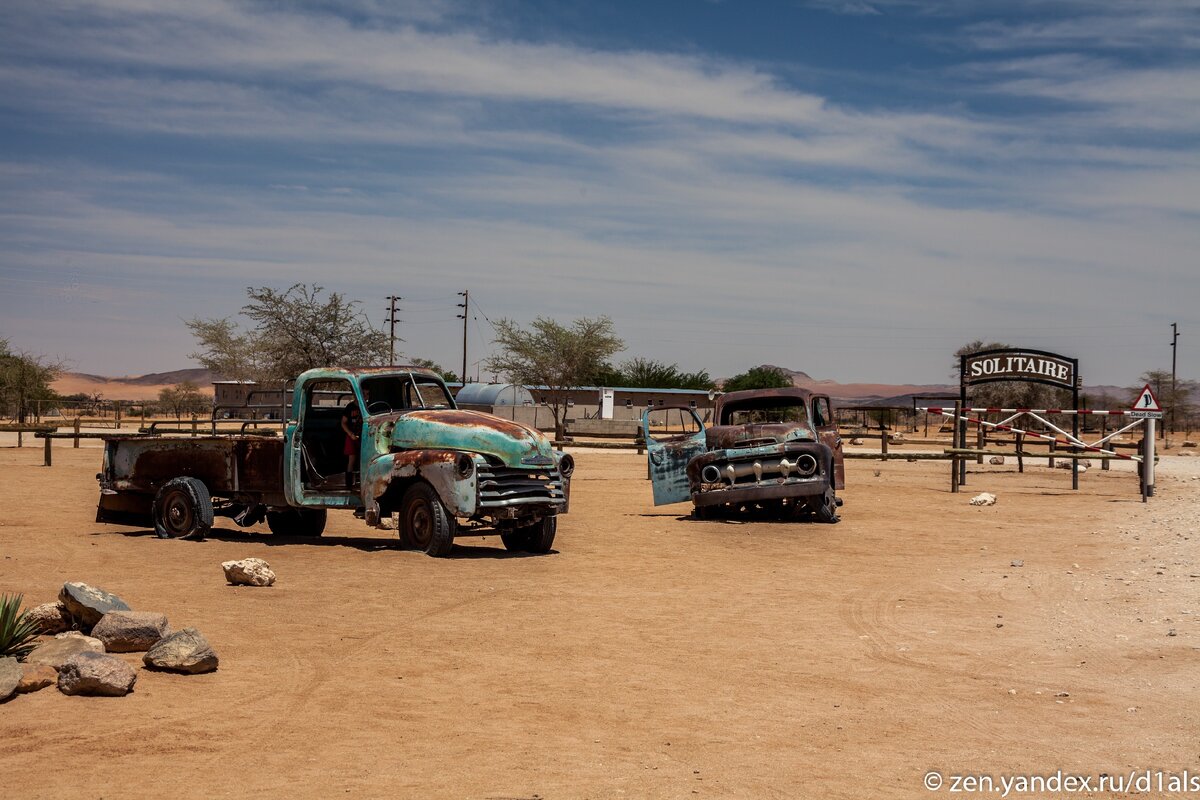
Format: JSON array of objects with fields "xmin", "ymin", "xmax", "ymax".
[{"xmin": 1130, "ymin": 384, "xmax": 1163, "ymax": 418}]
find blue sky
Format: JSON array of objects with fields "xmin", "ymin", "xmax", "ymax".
[{"xmin": 1, "ymin": 0, "xmax": 1197, "ymax": 385}]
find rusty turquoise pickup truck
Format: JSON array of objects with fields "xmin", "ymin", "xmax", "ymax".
[{"xmin": 96, "ymin": 367, "xmax": 572, "ymax": 556}]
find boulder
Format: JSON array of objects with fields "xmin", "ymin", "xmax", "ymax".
[
  {"xmin": 0, "ymin": 657, "xmax": 21, "ymax": 701},
  {"xmin": 989, "ymin": 456, "xmax": 1005, "ymax": 465},
  {"xmin": 24, "ymin": 602, "xmax": 73, "ymax": 635},
  {"xmin": 1182, "ymin": 441, "xmax": 1197, "ymax": 448},
  {"xmin": 969, "ymin": 492, "xmax": 997, "ymax": 507},
  {"xmin": 850, "ymin": 438, "xmax": 864, "ymax": 446},
  {"xmin": 91, "ymin": 611, "xmax": 171, "ymax": 653},
  {"xmin": 59, "ymin": 582, "xmax": 130, "ymax": 629},
  {"xmin": 222, "ymin": 558, "xmax": 276, "ymax": 587},
  {"xmin": 17, "ymin": 663, "xmax": 58, "ymax": 694},
  {"xmin": 25, "ymin": 633, "xmax": 105, "ymax": 670},
  {"xmin": 143, "ymin": 628, "xmax": 219, "ymax": 674},
  {"xmin": 1056, "ymin": 459, "xmax": 1092, "ymax": 470},
  {"xmin": 57, "ymin": 651, "xmax": 137, "ymax": 697}
]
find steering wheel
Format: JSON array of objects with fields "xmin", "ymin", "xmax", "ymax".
[{"xmin": 366, "ymin": 400, "xmax": 393, "ymax": 415}]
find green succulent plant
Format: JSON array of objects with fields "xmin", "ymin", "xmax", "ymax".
[{"xmin": 0, "ymin": 592, "xmax": 40, "ymax": 660}]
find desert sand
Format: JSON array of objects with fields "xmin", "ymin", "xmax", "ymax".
[{"xmin": 1, "ymin": 440, "xmax": 1198, "ymax": 798}]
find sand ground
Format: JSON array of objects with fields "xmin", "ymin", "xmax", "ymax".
[{"xmin": 1, "ymin": 439, "xmax": 1198, "ymax": 799}]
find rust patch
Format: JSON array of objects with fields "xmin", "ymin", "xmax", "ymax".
[{"xmin": 404, "ymin": 409, "xmax": 537, "ymax": 438}]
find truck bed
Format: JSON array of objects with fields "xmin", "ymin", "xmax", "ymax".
[{"xmin": 97, "ymin": 434, "xmax": 287, "ymax": 524}]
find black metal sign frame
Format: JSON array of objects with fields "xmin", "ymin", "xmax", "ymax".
[{"xmin": 958, "ymin": 347, "xmax": 1082, "ymax": 489}]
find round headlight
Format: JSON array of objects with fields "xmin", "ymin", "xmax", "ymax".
[
  {"xmin": 796, "ymin": 454, "xmax": 818, "ymax": 476},
  {"xmin": 701, "ymin": 464, "xmax": 722, "ymax": 484},
  {"xmin": 557, "ymin": 453, "xmax": 575, "ymax": 478},
  {"xmin": 456, "ymin": 452, "xmax": 474, "ymax": 477}
]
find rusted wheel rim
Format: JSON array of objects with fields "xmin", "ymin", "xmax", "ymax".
[
  {"xmin": 163, "ymin": 491, "xmax": 193, "ymax": 535},
  {"xmin": 408, "ymin": 502, "xmax": 432, "ymax": 548}
]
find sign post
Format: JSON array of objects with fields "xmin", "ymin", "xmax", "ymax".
[{"xmin": 1130, "ymin": 384, "xmax": 1163, "ymax": 500}]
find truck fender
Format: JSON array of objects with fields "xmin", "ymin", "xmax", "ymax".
[{"xmin": 362, "ymin": 450, "xmax": 477, "ymax": 525}]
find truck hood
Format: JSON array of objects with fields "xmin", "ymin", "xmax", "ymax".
[
  {"xmin": 384, "ymin": 409, "xmax": 556, "ymax": 468},
  {"xmin": 705, "ymin": 422, "xmax": 815, "ymax": 451}
]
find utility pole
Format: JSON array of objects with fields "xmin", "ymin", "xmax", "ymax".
[
  {"xmin": 1171, "ymin": 322, "xmax": 1179, "ymax": 439},
  {"xmin": 385, "ymin": 296, "xmax": 402, "ymax": 365},
  {"xmin": 456, "ymin": 291, "xmax": 469, "ymax": 384}
]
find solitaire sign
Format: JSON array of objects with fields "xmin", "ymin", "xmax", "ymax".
[{"xmin": 1129, "ymin": 384, "xmax": 1163, "ymax": 419}]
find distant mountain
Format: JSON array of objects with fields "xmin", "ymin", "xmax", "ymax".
[{"xmin": 53, "ymin": 368, "xmax": 218, "ymax": 401}]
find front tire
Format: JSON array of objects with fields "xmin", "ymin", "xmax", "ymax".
[
  {"xmin": 400, "ymin": 483, "xmax": 456, "ymax": 557},
  {"xmin": 500, "ymin": 515, "xmax": 557, "ymax": 554},
  {"xmin": 809, "ymin": 485, "xmax": 841, "ymax": 524},
  {"xmin": 153, "ymin": 477, "xmax": 213, "ymax": 540},
  {"xmin": 266, "ymin": 508, "xmax": 327, "ymax": 537}
]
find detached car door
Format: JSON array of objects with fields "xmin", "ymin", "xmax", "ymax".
[{"xmin": 642, "ymin": 406, "xmax": 707, "ymax": 505}]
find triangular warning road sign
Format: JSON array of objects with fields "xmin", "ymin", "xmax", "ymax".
[{"xmin": 1132, "ymin": 384, "xmax": 1163, "ymax": 412}]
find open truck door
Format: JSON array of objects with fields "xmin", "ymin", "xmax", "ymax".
[{"xmin": 642, "ymin": 406, "xmax": 707, "ymax": 506}]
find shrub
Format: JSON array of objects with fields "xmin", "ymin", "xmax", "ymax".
[{"xmin": 0, "ymin": 593, "xmax": 40, "ymax": 660}]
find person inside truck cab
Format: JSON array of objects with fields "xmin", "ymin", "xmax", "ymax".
[{"xmin": 341, "ymin": 400, "xmax": 362, "ymax": 489}]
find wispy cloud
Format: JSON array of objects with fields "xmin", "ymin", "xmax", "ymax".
[{"xmin": 1, "ymin": 0, "xmax": 1197, "ymax": 382}]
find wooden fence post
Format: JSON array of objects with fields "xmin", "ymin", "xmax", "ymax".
[
  {"xmin": 74, "ymin": 417, "xmax": 81, "ymax": 448},
  {"xmin": 1016, "ymin": 432, "xmax": 1025, "ymax": 473},
  {"xmin": 976, "ymin": 418, "xmax": 985, "ymax": 464},
  {"xmin": 1101, "ymin": 417, "xmax": 1110, "ymax": 471},
  {"xmin": 43, "ymin": 435, "xmax": 52, "ymax": 467}
]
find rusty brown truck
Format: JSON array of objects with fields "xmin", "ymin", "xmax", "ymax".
[{"xmin": 642, "ymin": 387, "xmax": 844, "ymax": 521}]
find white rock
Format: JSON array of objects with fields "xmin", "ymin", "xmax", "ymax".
[
  {"xmin": 222, "ymin": 558, "xmax": 276, "ymax": 587},
  {"xmin": 989, "ymin": 456, "xmax": 1005, "ymax": 465},
  {"xmin": 970, "ymin": 492, "xmax": 997, "ymax": 507}
]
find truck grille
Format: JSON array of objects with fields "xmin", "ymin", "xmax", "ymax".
[{"xmin": 477, "ymin": 465, "xmax": 567, "ymax": 508}]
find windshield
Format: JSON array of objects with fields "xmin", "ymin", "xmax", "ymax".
[
  {"xmin": 359, "ymin": 375, "xmax": 454, "ymax": 415},
  {"xmin": 722, "ymin": 399, "xmax": 810, "ymax": 428}
]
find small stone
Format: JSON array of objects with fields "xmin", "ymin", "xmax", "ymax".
[
  {"xmin": 850, "ymin": 438, "xmax": 864, "ymax": 446},
  {"xmin": 91, "ymin": 611, "xmax": 171, "ymax": 653},
  {"xmin": 57, "ymin": 651, "xmax": 137, "ymax": 696},
  {"xmin": 989, "ymin": 456, "xmax": 1005, "ymax": 465},
  {"xmin": 969, "ymin": 492, "xmax": 997, "ymax": 507},
  {"xmin": 24, "ymin": 602, "xmax": 73, "ymax": 634},
  {"xmin": 1055, "ymin": 691, "xmax": 1070, "ymax": 698},
  {"xmin": 222, "ymin": 558, "xmax": 276, "ymax": 587},
  {"xmin": 16, "ymin": 663, "xmax": 58, "ymax": 694},
  {"xmin": 59, "ymin": 582, "xmax": 131, "ymax": 629},
  {"xmin": 0, "ymin": 657, "xmax": 21, "ymax": 701},
  {"xmin": 1182, "ymin": 441, "xmax": 1196, "ymax": 448},
  {"xmin": 1167, "ymin": 628, "xmax": 1177, "ymax": 637},
  {"xmin": 144, "ymin": 628, "xmax": 219, "ymax": 674},
  {"xmin": 1011, "ymin": 559, "xmax": 1024, "ymax": 567},
  {"xmin": 1007, "ymin": 689, "xmax": 1017, "ymax": 695},
  {"xmin": 25, "ymin": 633, "xmax": 106, "ymax": 670}
]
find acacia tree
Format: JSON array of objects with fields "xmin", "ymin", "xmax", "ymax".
[
  {"xmin": 158, "ymin": 381, "xmax": 210, "ymax": 420},
  {"xmin": 187, "ymin": 284, "xmax": 389, "ymax": 383},
  {"xmin": 486, "ymin": 316, "xmax": 624, "ymax": 440},
  {"xmin": 0, "ymin": 339, "xmax": 62, "ymax": 423},
  {"xmin": 722, "ymin": 365, "xmax": 793, "ymax": 393}
]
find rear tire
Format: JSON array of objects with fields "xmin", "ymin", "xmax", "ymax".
[
  {"xmin": 153, "ymin": 477, "xmax": 213, "ymax": 541},
  {"xmin": 266, "ymin": 508, "xmax": 328, "ymax": 537},
  {"xmin": 500, "ymin": 515, "xmax": 557, "ymax": 554},
  {"xmin": 400, "ymin": 483, "xmax": 456, "ymax": 557}
]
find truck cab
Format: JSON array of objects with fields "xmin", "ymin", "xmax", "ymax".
[{"xmin": 285, "ymin": 367, "xmax": 573, "ymax": 554}]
